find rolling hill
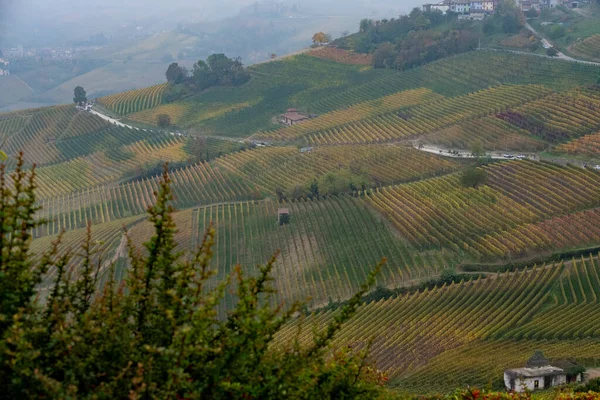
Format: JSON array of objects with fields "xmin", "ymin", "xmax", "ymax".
[{"xmin": 3, "ymin": 33, "xmax": 600, "ymax": 395}]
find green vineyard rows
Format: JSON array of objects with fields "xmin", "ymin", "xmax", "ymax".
[
  {"xmin": 215, "ymin": 145, "xmax": 459, "ymax": 194},
  {"xmin": 34, "ymin": 160, "xmax": 256, "ymax": 236},
  {"xmin": 369, "ymin": 160, "xmax": 600, "ymax": 259},
  {"xmin": 425, "ymin": 116, "xmax": 546, "ymax": 152},
  {"xmin": 121, "ymin": 196, "xmax": 456, "ymax": 309},
  {"xmin": 275, "ymin": 256, "xmax": 600, "ymax": 393},
  {"xmin": 98, "ymin": 83, "xmax": 168, "ymax": 115},
  {"xmin": 306, "ymin": 85, "xmax": 551, "ymax": 145}
]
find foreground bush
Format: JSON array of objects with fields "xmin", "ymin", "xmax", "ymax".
[{"xmin": 0, "ymin": 157, "xmax": 389, "ymax": 399}]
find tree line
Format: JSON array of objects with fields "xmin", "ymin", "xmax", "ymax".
[
  {"xmin": 346, "ymin": 0, "xmax": 525, "ymax": 71},
  {"xmin": 163, "ymin": 54, "xmax": 251, "ymax": 103}
]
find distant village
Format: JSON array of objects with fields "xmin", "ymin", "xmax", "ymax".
[{"xmin": 422, "ymin": 0, "xmax": 582, "ymax": 19}]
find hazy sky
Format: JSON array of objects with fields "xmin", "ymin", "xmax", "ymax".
[{"xmin": 0, "ymin": 0, "xmax": 418, "ymax": 48}]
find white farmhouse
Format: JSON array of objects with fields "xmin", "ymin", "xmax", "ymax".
[{"xmin": 504, "ymin": 352, "xmax": 567, "ymax": 392}]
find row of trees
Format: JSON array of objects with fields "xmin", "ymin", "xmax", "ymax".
[
  {"xmin": 164, "ymin": 54, "xmax": 251, "ymax": 100},
  {"xmin": 372, "ymin": 29, "xmax": 478, "ymax": 70},
  {"xmin": 354, "ymin": 0, "xmax": 525, "ymax": 71},
  {"xmin": 277, "ymin": 169, "xmax": 372, "ymax": 201}
]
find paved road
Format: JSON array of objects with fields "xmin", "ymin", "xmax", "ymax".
[
  {"xmin": 525, "ymin": 22, "xmax": 600, "ymax": 66},
  {"xmin": 416, "ymin": 144, "xmax": 538, "ymax": 161},
  {"xmin": 89, "ymin": 108, "xmax": 246, "ymax": 143}
]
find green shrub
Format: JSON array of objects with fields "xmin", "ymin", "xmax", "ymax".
[{"xmin": 0, "ymin": 156, "xmax": 390, "ymax": 399}]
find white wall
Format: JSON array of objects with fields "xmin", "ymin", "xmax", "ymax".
[{"xmin": 504, "ymin": 374, "xmax": 566, "ymax": 392}]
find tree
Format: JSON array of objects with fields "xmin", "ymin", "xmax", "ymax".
[
  {"xmin": 312, "ymin": 32, "xmax": 331, "ymax": 45},
  {"xmin": 460, "ymin": 167, "xmax": 488, "ymax": 188},
  {"xmin": 548, "ymin": 24, "xmax": 566, "ymax": 39},
  {"xmin": 0, "ymin": 158, "xmax": 388, "ymax": 399},
  {"xmin": 165, "ymin": 62, "xmax": 188, "ymax": 85},
  {"xmin": 546, "ymin": 47, "xmax": 559, "ymax": 56},
  {"xmin": 525, "ymin": 8, "xmax": 539, "ymax": 19},
  {"xmin": 73, "ymin": 86, "xmax": 87, "ymax": 106},
  {"xmin": 341, "ymin": 30, "xmax": 350, "ymax": 37},
  {"xmin": 495, "ymin": 0, "xmax": 525, "ymax": 33},
  {"xmin": 359, "ymin": 18, "xmax": 374, "ymax": 33},
  {"xmin": 310, "ymin": 179, "xmax": 319, "ymax": 197},
  {"xmin": 372, "ymin": 42, "xmax": 396, "ymax": 69},
  {"xmin": 415, "ymin": 15, "xmax": 432, "ymax": 30},
  {"xmin": 483, "ymin": 18, "xmax": 497, "ymax": 35},
  {"xmin": 191, "ymin": 54, "xmax": 251, "ymax": 92},
  {"xmin": 157, "ymin": 113, "xmax": 172, "ymax": 128},
  {"xmin": 470, "ymin": 140, "xmax": 486, "ymax": 159}
]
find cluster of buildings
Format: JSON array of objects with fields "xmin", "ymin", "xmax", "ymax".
[
  {"xmin": 423, "ymin": 0, "xmax": 580, "ymax": 16},
  {"xmin": 422, "ymin": 0, "xmax": 499, "ymax": 19},
  {"xmin": 518, "ymin": 0, "xmax": 580, "ymax": 12},
  {"xmin": 1, "ymin": 45, "xmax": 102, "ymax": 62}
]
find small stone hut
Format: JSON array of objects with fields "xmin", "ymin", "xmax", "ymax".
[
  {"xmin": 278, "ymin": 208, "xmax": 290, "ymax": 225},
  {"xmin": 504, "ymin": 351, "xmax": 567, "ymax": 392}
]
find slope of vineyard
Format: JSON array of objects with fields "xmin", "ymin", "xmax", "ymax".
[
  {"xmin": 555, "ymin": 130, "xmax": 600, "ymax": 158},
  {"xmin": 123, "ymin": 51, "xmax": 599, "ymax": 138},
  {"xmin": 570, "ymin": 34, "xmax": 600, "ymax": 61},
  {"xmin": 306, "ymin": 85, "xmax": 551, "ymax": 145},
  {"xmin": 424, "ymin": 116, "xmax": 546, "ymax": 152},
  {"xmin": 215, "ymin": 145, "xmax": 459, "ymax": 195},
  {"xmin": 97, "ymin": 83, "xmax": 168, "ymax": 115},
  {"xmin": 275, "ymin": 256, "xmax": 600, "ymax": 393},
  {"xmin": 308, "ymin": 47, "xmax": 374, "ymax": 65},
  {"xmin": 497, "ymin": 86, "xmax": 600, "ymax": 144},
  {"xmin": 122, "ymin": 196, "xmax": 456, "ymax": 308},
  {"xmin": 310, "ymin": 51, "xmax": 600, "ymax": 114},
  {"xmin": 0, "ymin": 105, "xmax": 113, "ymax": 166},
  {"xmin": 34, "ymin": 160, "xmax": 257, "ymax": 236},
  {"xmin": 254, "ymin": 88, "xmax": 444, "ymax": 142},
  {"xmin": 369, "ymin": 160, "xmax": 600, "ymax": 260},
  {"xmin": 31, "ymin": 215, "xmax": 146, "ymax": 288},
  {"xmin": 30, "ymin": 135, "xmax": 191, "ymax": 197}
]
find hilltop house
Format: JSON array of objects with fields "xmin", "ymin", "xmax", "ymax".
[
  {"xmin": 422, "ymin": 0, "xmax": 450, "ymax": 13},
  {"xmin": 281, "ymin": 108, "xmax": 310, "ymax": 126},
  {"xmin": 504, "ymin": 352, "xmax": 568, "ymax": 392},
  {"xmin": 483, "ymin": 0, "xmax": 495, "ymax": 11},
  {"xmin": 450, "ymin": 0, "xmax": 471, "ymax": 13}
]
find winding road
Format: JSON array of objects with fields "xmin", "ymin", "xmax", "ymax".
[{"xmin": 524, "ymin": 22, "xmax": 600, "ymax": 66}]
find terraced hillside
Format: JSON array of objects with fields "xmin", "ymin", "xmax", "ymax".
[
  {"xmin": 571, "ymin": 34, "xmax": 600, "ymax": 61},
  {"xmin": 371, "ymin": 161, "xmax": 600, "ymax": 260},
  {"xmin": 275, "ymin": 256, "xmax": 600, "ymax": 394},
  {"xmin": 118, "ymin": 51, "xmax": 600, "ymax": 138},
  {"xmin": 98, "ymin": 83, "xmax": 168, "ymax": 115}
]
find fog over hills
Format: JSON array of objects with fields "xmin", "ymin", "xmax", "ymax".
[{"xmin": 0, "ymin": 0, "xmax": 421, "ymax": 111}]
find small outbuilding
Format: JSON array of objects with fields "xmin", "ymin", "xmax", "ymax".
[
  {"xmin": 504, "ymin": 351, "xmax": 567, "ymax": 392},
  {"xmin": 281, "ymin": 109, "xmax": 310, "ymax": 126},
  {"xmin": 278, "ymin": 208, "xmax": 290, "ymax": 225}
]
